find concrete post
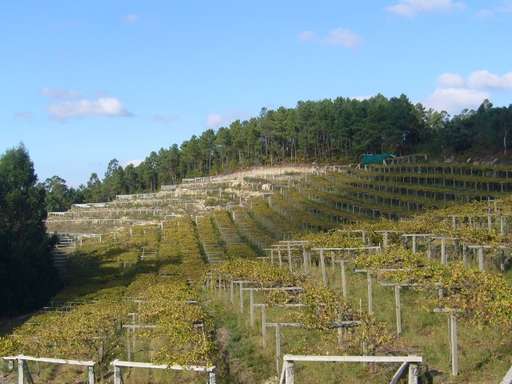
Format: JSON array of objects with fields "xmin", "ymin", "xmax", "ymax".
[
  {"xmin": 450, "ymin": 314, "xmax": 459, "ymax": 376},
  {"xmin": 287, "ymin": 244, "xmax": 292, "ymax": 272},
  {"xmin": 261, "ymin": 306, "xmax": 267, "ymax": 347},
  {"xmin": 17, "ymin": 358, "xmax": 24, "ymax": 384},
  {"xmin": 340, "ymin": 260, "xmax": 347, "ymax": 299},
  {"xmin": 249, "ymin": 289, "xmax": 255, "ymax": 327},
  {"xmin": 275, "ymin": 325, "xmax": 281, "ymax": 375},
  {"xmin": 441, "ymin": 238, "xmax": 447, "ymax": 265},
  {"xmin": 408, "ymin": 363, "xmax": 419, "ymax": 384},
  {"xmin": 114, "ymin": 364, "xmax": 122, "ymax": 384},
  {"xmin": 285, "ymin": 360, "xmax": 295, "ymax": 384},
  {"xmin": 320, "ymin": 249, "xmax": 327, "ymax": 287},
  {"xmin": 394, "ymin": 285, "xmax": 402, "ymax": 336},
  {"xmin": 239, "ymin": 282, "xmax": 244, "ymax": 313},
  {"xmin": 383, "ymin": 232, "xmax": 389, "ymax": 249},
  {"xmin": 367, "ymin": 272, "xmax": 373, "ymax": 315},
  {"xmin": 302, "ymin": 246, "xmax": 308, "ymax": 274},
  {"xmin": 478, "ymin": 247, "xmax": 485, "ymax": 271},
  {"xmin": 88, "ymin": 366, "xmax": 95, "ymax": 384}
]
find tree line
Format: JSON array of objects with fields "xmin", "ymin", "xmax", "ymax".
[
  {"xmin": 45, "ymin": 95, "xmax": 512, "ymax": 208},
  {"xmin": 0, "ymin": 146, "xmax": 61, "ymax": 315}
]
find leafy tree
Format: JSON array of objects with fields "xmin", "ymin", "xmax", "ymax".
[
  {"xmin": 43, "ymin": 176, "xmax": 85, "ymax": 212},
  {"xmin": 0, "ymin": 145, "xmax": 61, "ymax": 315},
  {"xmin": 63, "ymin": 96, "xmax": 512, "ymax": 202}
]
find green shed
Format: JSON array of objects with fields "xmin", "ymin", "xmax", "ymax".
[{"xmin": 361, "ymin": 153, "xmax": 395, "ymax": 166}]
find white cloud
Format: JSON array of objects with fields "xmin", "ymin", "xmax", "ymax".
[
  {"xmin": 468, "ymin": 70, "xmax": 512, "ymax": 89},
  {"xmin": 48, "ymin": 97, "xmax": 132, "ymax": 120},
  {"xmin": 387, "ymin": 0, "xmax": 465, "ymax": 17},
  {"xmin": 425, "ymin": 87, "xmax": 489, "ymax": 113},
  {"xmin": 324, "ymin": 28, "xmax": 362, "ymax": 48},
  {"xmin": 426, "ymin": 69, "xmax": 512, "ymax": 113},
  {"xmin": 438, "ymin": 73, "xmax": 465, "ymax": 88},
  {"xmin": 41, "ymin": 88, "xmax": 81, "ymax": 100},
  {"xmin": 122, "ymin": 14, "xmax": 139, "ymax": 23},
  {"xmin": 298, "ymin": 31, "xmax": 316, "ymax": 42}
]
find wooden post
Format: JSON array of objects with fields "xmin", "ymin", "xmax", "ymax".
[
  {"xmin": 450, "ymin": 313, "xmax": 459, "ymax": 376},
  {"xmin": 478, "ymin": 247, "xmax": 485, "ymax": 271},
  {"xmin": 249, "ymin": 289, "xmax": 255, "ymax": 327},
  {"xmin": 278, "ymin": 249, "xmax": 282, "ymax": 267},
  {"xmin": 367, "ymin": 272, "xmax": 373, "ymax": 315},
  {"xmin": 208, "ymin": 372, "xmax": 217, "ymax": 384},
  {"xmin": 340, "ymin": 260, "xmax": 347, "ymax": 299},
  {"xmin": 426, "ymin": 240, "xmax": 432, "ymax": 260},
  {"xmin": 270, "ymin": 249, "xmax": 274, "ymax": 265},
  {"xmin": 18, "ymin": 358, "xmax": 24, "ymax": 384},
  {"xmin": 320, "ymin": 249, "xmax": 327, "ymax": 287},
  {"xmin": 412, "ymin": 235, "xmax": 417, "ymax": 254},
  {"xmin": 230, "ymin": 280, "xmax": 234, "ymax": 304},
  {"xmin": 88, "ymin": 366, "xmax": 95, "ymax": 384},
  {"xmin": 284, "ymin": 360, "xmax": 295, "ymax": 384}
]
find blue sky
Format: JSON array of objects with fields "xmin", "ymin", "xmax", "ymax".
[{"xmin": 1, "ymin": 0, "xmax": 512, "ymax": 186}]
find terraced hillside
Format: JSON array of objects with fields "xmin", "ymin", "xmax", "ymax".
[
  {"xmin": 4, "ymin": 162, "xmax": 512, "ymax": 383},
  {"xmin": 46, "ymin": 166, "xmax": 317, "ymax": 235}
]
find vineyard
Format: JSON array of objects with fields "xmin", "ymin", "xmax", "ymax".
[{"xmin": 3, "ymin": 162, "xmax": 512, "ymax": 383}]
